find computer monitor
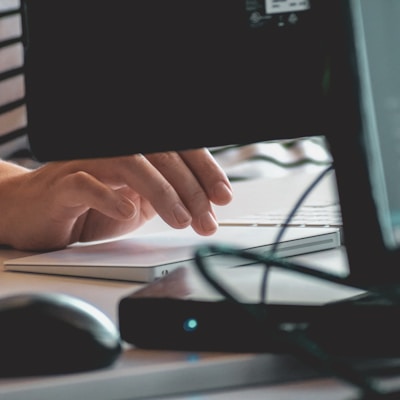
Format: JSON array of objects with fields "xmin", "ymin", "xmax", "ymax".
[
  {"xmin": 22, "ymin": 0, "xmax": 400, "ymax": 287},
  {"xmin": 21, "ymin": 0, "xmax": 327, "ymax": 160},
  {"xmin": 325, "ymin": 0, "xmax": 400, "ymax": 286}
]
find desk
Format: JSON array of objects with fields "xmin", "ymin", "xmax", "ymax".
[{"xmin": 0, "ymin": 171, "xmax": 363, "ymax": 400}]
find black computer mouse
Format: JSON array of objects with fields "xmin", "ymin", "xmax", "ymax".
[{"xmin": 0, "ymin": 292, "xmax": 122, "ymax": 377}]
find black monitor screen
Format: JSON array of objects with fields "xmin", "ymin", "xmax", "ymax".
[
  {"xmin": 351, "ymin": 0, "xmax": 400, "ymax": 250},
  {"xmin": 22, "ymin": 0, "xmax": 328, "ymax": 161},
  {"xmin": 322, "ymin": 0, "xmax": 400, "ymax": 285}
]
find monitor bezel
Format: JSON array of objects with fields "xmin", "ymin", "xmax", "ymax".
[{"xmin": 325, "ymin": 0, "xmax": 400, "ymax": 286}]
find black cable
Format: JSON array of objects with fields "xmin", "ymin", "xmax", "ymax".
[
  {"xmin": 193, "ymin": 161, "xmax": 400, "ymax": 399},
  {"xmin": 260, "ymin": 164, "xmax": 335, "ymax": 302},
  {"xmin": 194, "ymin": 244, "xmax": 400, "ymax": 398},
  {"xmin": 194, "ymin": 245, "xmax": 381, "ymax": 397}
]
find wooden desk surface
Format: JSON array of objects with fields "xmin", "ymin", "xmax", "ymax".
[
  {"xmin": 0, "ymin": 172, "xmax": 361, "ymax": 400},
  {"xmin": 0, "ymin": 246, "xmax": 359, "ymax": 400}
]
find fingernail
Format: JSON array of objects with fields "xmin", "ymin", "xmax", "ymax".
[
  {"xmin": 200, "ymin": 211, "xmax": 218, "ymax": 234},
  {"xmin": 214, "ymin": 182, "xmax": 233, "ymax": 202},
  {"xmin": 118, "ymin": 198, "xmax": 136, "ymax": 218},
  {"xmin": 173, "ymin": 203, "xmax": 191, "ymax": 225}
]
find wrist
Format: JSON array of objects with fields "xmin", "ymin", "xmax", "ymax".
[{"xmin": 0, "ymin": 160, "xmax": 30, "ymax": 181}]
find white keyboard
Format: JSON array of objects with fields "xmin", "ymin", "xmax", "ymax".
[{"xmin": 219, "ymin": 203, "xmax": 342, "ymax": 228}]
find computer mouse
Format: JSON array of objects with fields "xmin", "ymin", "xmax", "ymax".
[{"xmin": 0, "ymin": 292, "xmax": 122, "ymax": 377}]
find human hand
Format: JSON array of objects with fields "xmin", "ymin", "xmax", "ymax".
[{"xmin": 0, "ymin": 148, "xmax": 232, "ymax": 251}]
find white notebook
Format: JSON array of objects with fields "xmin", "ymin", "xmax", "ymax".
[{"xmin": 4, "ymin": 226, "xmax": 341, "ymax": 283}]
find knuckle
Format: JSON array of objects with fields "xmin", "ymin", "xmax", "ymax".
[
  {"xmin": 155, "ymin": 180, "xmax": 176, "ymax": 198},
  {"xmin": 148, "ymin": 151, "xmax": 178, "ymax": 168},
  {"xmin": 187, "ymin": 187, "xmax": 208, "ymax": 207},
  {"xmin": 63, "ymin": 170, "xmax": 93, "ymax": 190}
]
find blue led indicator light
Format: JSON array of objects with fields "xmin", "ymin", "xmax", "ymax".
[{"xmin": 183, "ymin": 318, "xmax": 198, "ymax": 332}]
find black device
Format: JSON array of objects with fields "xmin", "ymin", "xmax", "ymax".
[
  {"xmin": 119, "ymin": 296, "xmax": 400, "ymax": 357},
  {"xmin": 21, "ymin": 0, "xmax": 400, "ymax": 361},
  {"xmin": 21, "ymin": 0, "xmax": 327, "ymax": 159},
  {"xmin": 0, "ymin": 293, "xmax": 121, "ymax": 377},
  {"xmin": 118, "ymin": 297, "xmax": 323, "ymax": 353}
]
